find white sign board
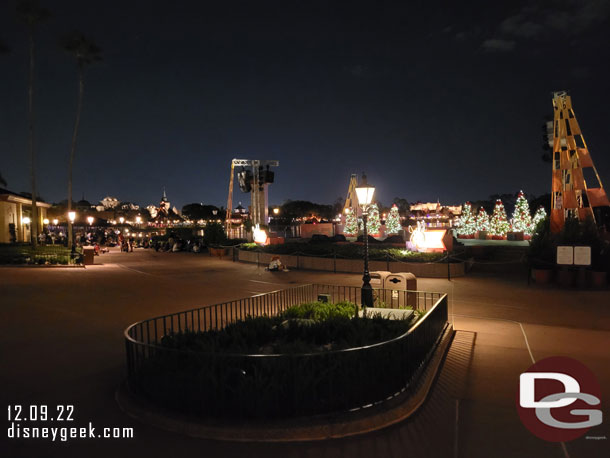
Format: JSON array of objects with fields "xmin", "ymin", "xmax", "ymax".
[
  {"xmin": 556, "ymin": 246, "xmax": 574, "ymax": 265},
  {"xmin": 574, "ymin": 246, "xmax": 591, "ymax": 266}
]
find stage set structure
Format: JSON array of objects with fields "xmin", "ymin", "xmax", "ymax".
[
  {"xmin": 226, "ymin": 158, "xmax": 279, "ymax": 230},
  {"xmin": 549, "ymin": 91, "xmax": 609, "ymax": 233}
]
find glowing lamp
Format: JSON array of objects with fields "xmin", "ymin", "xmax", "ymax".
[
  {"xmin": 43, "ymin": 218, "xmax": 49, "ymax": 225},
  {"xmin": 273, "ymin": 208, "xmax": 280, "ymax": 215},
  {"xmin": 52, "ymin": 219, "xmax": 59, "ymax": 225},
  {"xmin": 119, "ymin": 217, "xmax": 125, "ymax": 224},
  {"xmin": 87, "ymin": 216, "xmax": 94, "ymax": 225},
  {"xmin": 22, "ymin": 216, "xmax": 31, "ymax": 225},
  {"xmin": 136, "ymin": 216, "xmax": 142, "ymax": 224},
  {"xmin": 355, "ymin": 176, "xmax": 375, "ymax": 209},
  {"xmin": 253, "ymin": 225, "xmax": 268, "ymax": 245},
  {"xmin": 68, "ymin": 211, "xmax": 76, "ymax": 223}
]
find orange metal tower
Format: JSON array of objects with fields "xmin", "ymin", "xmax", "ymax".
[{"xmin": 550, "ymin": 91, "xmax": 609, "ymax": 233}]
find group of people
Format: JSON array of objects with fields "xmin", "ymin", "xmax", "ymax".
[
  {"xmin": 152, "ymin": 236, "xmax": 203, "ymax": 253},
  {"xmin": 37, "ymin": 231, "xmax": 67, "ymax": 246}
]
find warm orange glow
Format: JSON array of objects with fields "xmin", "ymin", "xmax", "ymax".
[
  {"xmin": 420, "ymin": 229, "xmax": 447, "ymax": 251},
  {"xmin": 409, "ymin": 222, "xmax": 447, "ymax": 252},
  {"xmin": 253, "ymin": 225, "xmax": 268, "ymax": 245}
]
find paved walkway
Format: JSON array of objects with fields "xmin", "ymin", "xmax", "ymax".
[{"xmin": 1, "ymin": 248, "xmax": 609, "ymax": 457}]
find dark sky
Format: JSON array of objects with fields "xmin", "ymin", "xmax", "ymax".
[{"xmin": 1, "ymin": 0, "xmax": 609, "ymax": 210}]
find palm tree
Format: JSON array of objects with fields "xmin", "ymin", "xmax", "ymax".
[
  {"xmin": 61, "ymin": 31, "xmax": 101, "ymax": 249},
  {"xmin": 0, "ymin": 43, "xmax": 8, "ymax": 190},
  {"xmin": 16, "ymin": 0, "xmax": 50, "ymax": 246}
]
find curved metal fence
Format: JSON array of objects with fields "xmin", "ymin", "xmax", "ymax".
[{"xmin": 124, "ymin": 284, "xmax": 448, "ymax": 419}]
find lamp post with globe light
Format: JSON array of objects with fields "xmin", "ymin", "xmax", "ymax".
[
  {"xmin": 68, "ymin": 211, "xmax": 76, "ymax": 260},
  {"xmin": 355, "ymin": 174, "xmax": 375, "ymax": 309}
]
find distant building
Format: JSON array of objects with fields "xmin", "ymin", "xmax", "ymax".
[
  {"xmin": 146, "ymin": 205, "xmax": 158, "ymax": 219},
  {"xmin": 234, "ymin": 202, "xmax": 248, "ymax": 215},
  {"xmin": 99, "ymin": 196, "xmax": 120, "ymax": 210},
  {"xmin": 149, "ymin": 189, "xmax": 183, "ymax": 227},
  {"xmin": 409, "ymin": 201, "xmax": 462, "ymax": 228},
  {"xmin": 120, "ymin": 202, "xmax": 140, "ymax": 211},
  {"xmin": 0, "ymin": 188, "xmax": 51, "ymax": 243}
]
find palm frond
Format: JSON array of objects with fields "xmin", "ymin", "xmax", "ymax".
[{"xmin": 60, "ymin": 31, "xmax": 103, "ymax": 67}]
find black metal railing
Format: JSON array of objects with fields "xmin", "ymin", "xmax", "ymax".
[{"xmin": 124, "ymin": 284, "xmax": 448, "ymax": 419}]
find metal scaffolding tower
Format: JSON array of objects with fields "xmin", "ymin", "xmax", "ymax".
[
  {"xmin": 226, "ymin": 158, "xmax": 279, "ymax": 229},
  {"xmin": 550, "ymin": 91, "xmax": 609, "ymax": 232}
]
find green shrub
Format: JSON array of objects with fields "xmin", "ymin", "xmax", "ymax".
[
  {"xmin": 279, "ymin": 301, "xmax": 356, "ymax": 321},
  {"xmin": 238, "ymin": 241, "xmax": 445, "ymax": 262},
  {"xmin": 159, "ymin": 301, "xmax": 414, "ymax": 355}
]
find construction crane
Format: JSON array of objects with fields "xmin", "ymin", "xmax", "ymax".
[
  {"xmin": 226, "ymin": 158, "xmax": 279, "ymax": 231},
  {"xmin": 549, "ymin": 91, "xmax": 609, "ymax": 233}
]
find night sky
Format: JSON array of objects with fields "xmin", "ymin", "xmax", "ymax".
[{"xmin": 1, "ymin": 0, "xmax": 609, "ymax": 210}]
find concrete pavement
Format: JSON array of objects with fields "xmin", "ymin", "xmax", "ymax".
[{"xmin": 1, "ymin": 248, "xmax": 609, "ymax": 457}]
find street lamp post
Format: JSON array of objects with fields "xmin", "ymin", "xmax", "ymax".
[
  {"xmin": 355, "ymin": 174, "xmax": 375, "ymax": 309},
  {"xmin": 68, "ymin": 211, "xmax": 76, "ymax": 260}
]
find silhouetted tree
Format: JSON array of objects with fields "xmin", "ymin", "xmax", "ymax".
[
  {"xmin": 392, "ymin": 197, "xmax": 410, "ymax": 216},
  {"xmin": 17, "ymin": 0, "xmax": 50, "ymax": 246},
  {"xmin": 182, "ymin": 203, "xmax": 220, "ymax": 221},
  {"xmin": 60, "ymin": 31, "xmax": 101, "ymax": 248}
]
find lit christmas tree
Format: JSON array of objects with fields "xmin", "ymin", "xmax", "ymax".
[
  {"xmin": 385, "ymin": 204, "xmax": 402, "ymax": 234},
  {"xmin": 367, "ymin": 203, "xmax": 381, "ymax": 235},
  {"xmin": 532, "ymin": 206, "xmax": 547, "ymax": 230},
  {"xmin": 456, "ymin": 202, "xmax": 476, "ymax": 236},
  {"xmin": 475, "ymin": 207, "xmax": 490, "ymax": 232},
  {"xmin": 489, "ymin": 199, "xmax": 510, "ymax": 236},
  {"xmin": 359, "ymin": 203, "xmax": 381, "ymax": 235},
  {"xmin": 344, "ymin": 208, "xmax": 358, "ymax": 236},
  {"xmin": 511, "ymin": 191, "xmax": 533, "ymax": 235}
]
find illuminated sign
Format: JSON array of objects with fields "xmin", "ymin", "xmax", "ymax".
[
  {"xmin": 408, "ymin": 221, "xmax": 446, "ymax": 252},
  {"xmin": 253, "ymin": 224, "xmax": 268, "ymax": 245}
]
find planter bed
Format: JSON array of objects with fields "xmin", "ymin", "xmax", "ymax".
[
  {"xmin": 131, "ymin": 301, "xmax": 417, "ymax": 419},
  {"xmin": 124, "ymin": 284, "xmax": 449, "ymax": 421},
  {"xmin": 238, "ymin": 249, "xmax": 465, "ymax": 277}
]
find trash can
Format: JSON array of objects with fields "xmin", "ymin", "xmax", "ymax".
[
  {"xmin": 383, "ymin": 272, "xmax": 417, "ymax": 308},
  {"xmin": 370, "ymin": 271, "xmax": 391, "ymax": 289},
  {"xmin": 82, "ymin": 246, "xmax": 95, "ymax": 265}
]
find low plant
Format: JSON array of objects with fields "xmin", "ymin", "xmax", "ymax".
[
  {"xmin": 159, "ymin": 301, "xmax": 414, "ymax": 355},
  {"xmin": 238, "ymin": 241, "xmax": 446, "ymax": 262}
]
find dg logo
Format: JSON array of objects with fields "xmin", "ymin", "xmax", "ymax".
[{"xmin": 517, "ymin": 356, "xmax": 603, "ymax": 442}]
